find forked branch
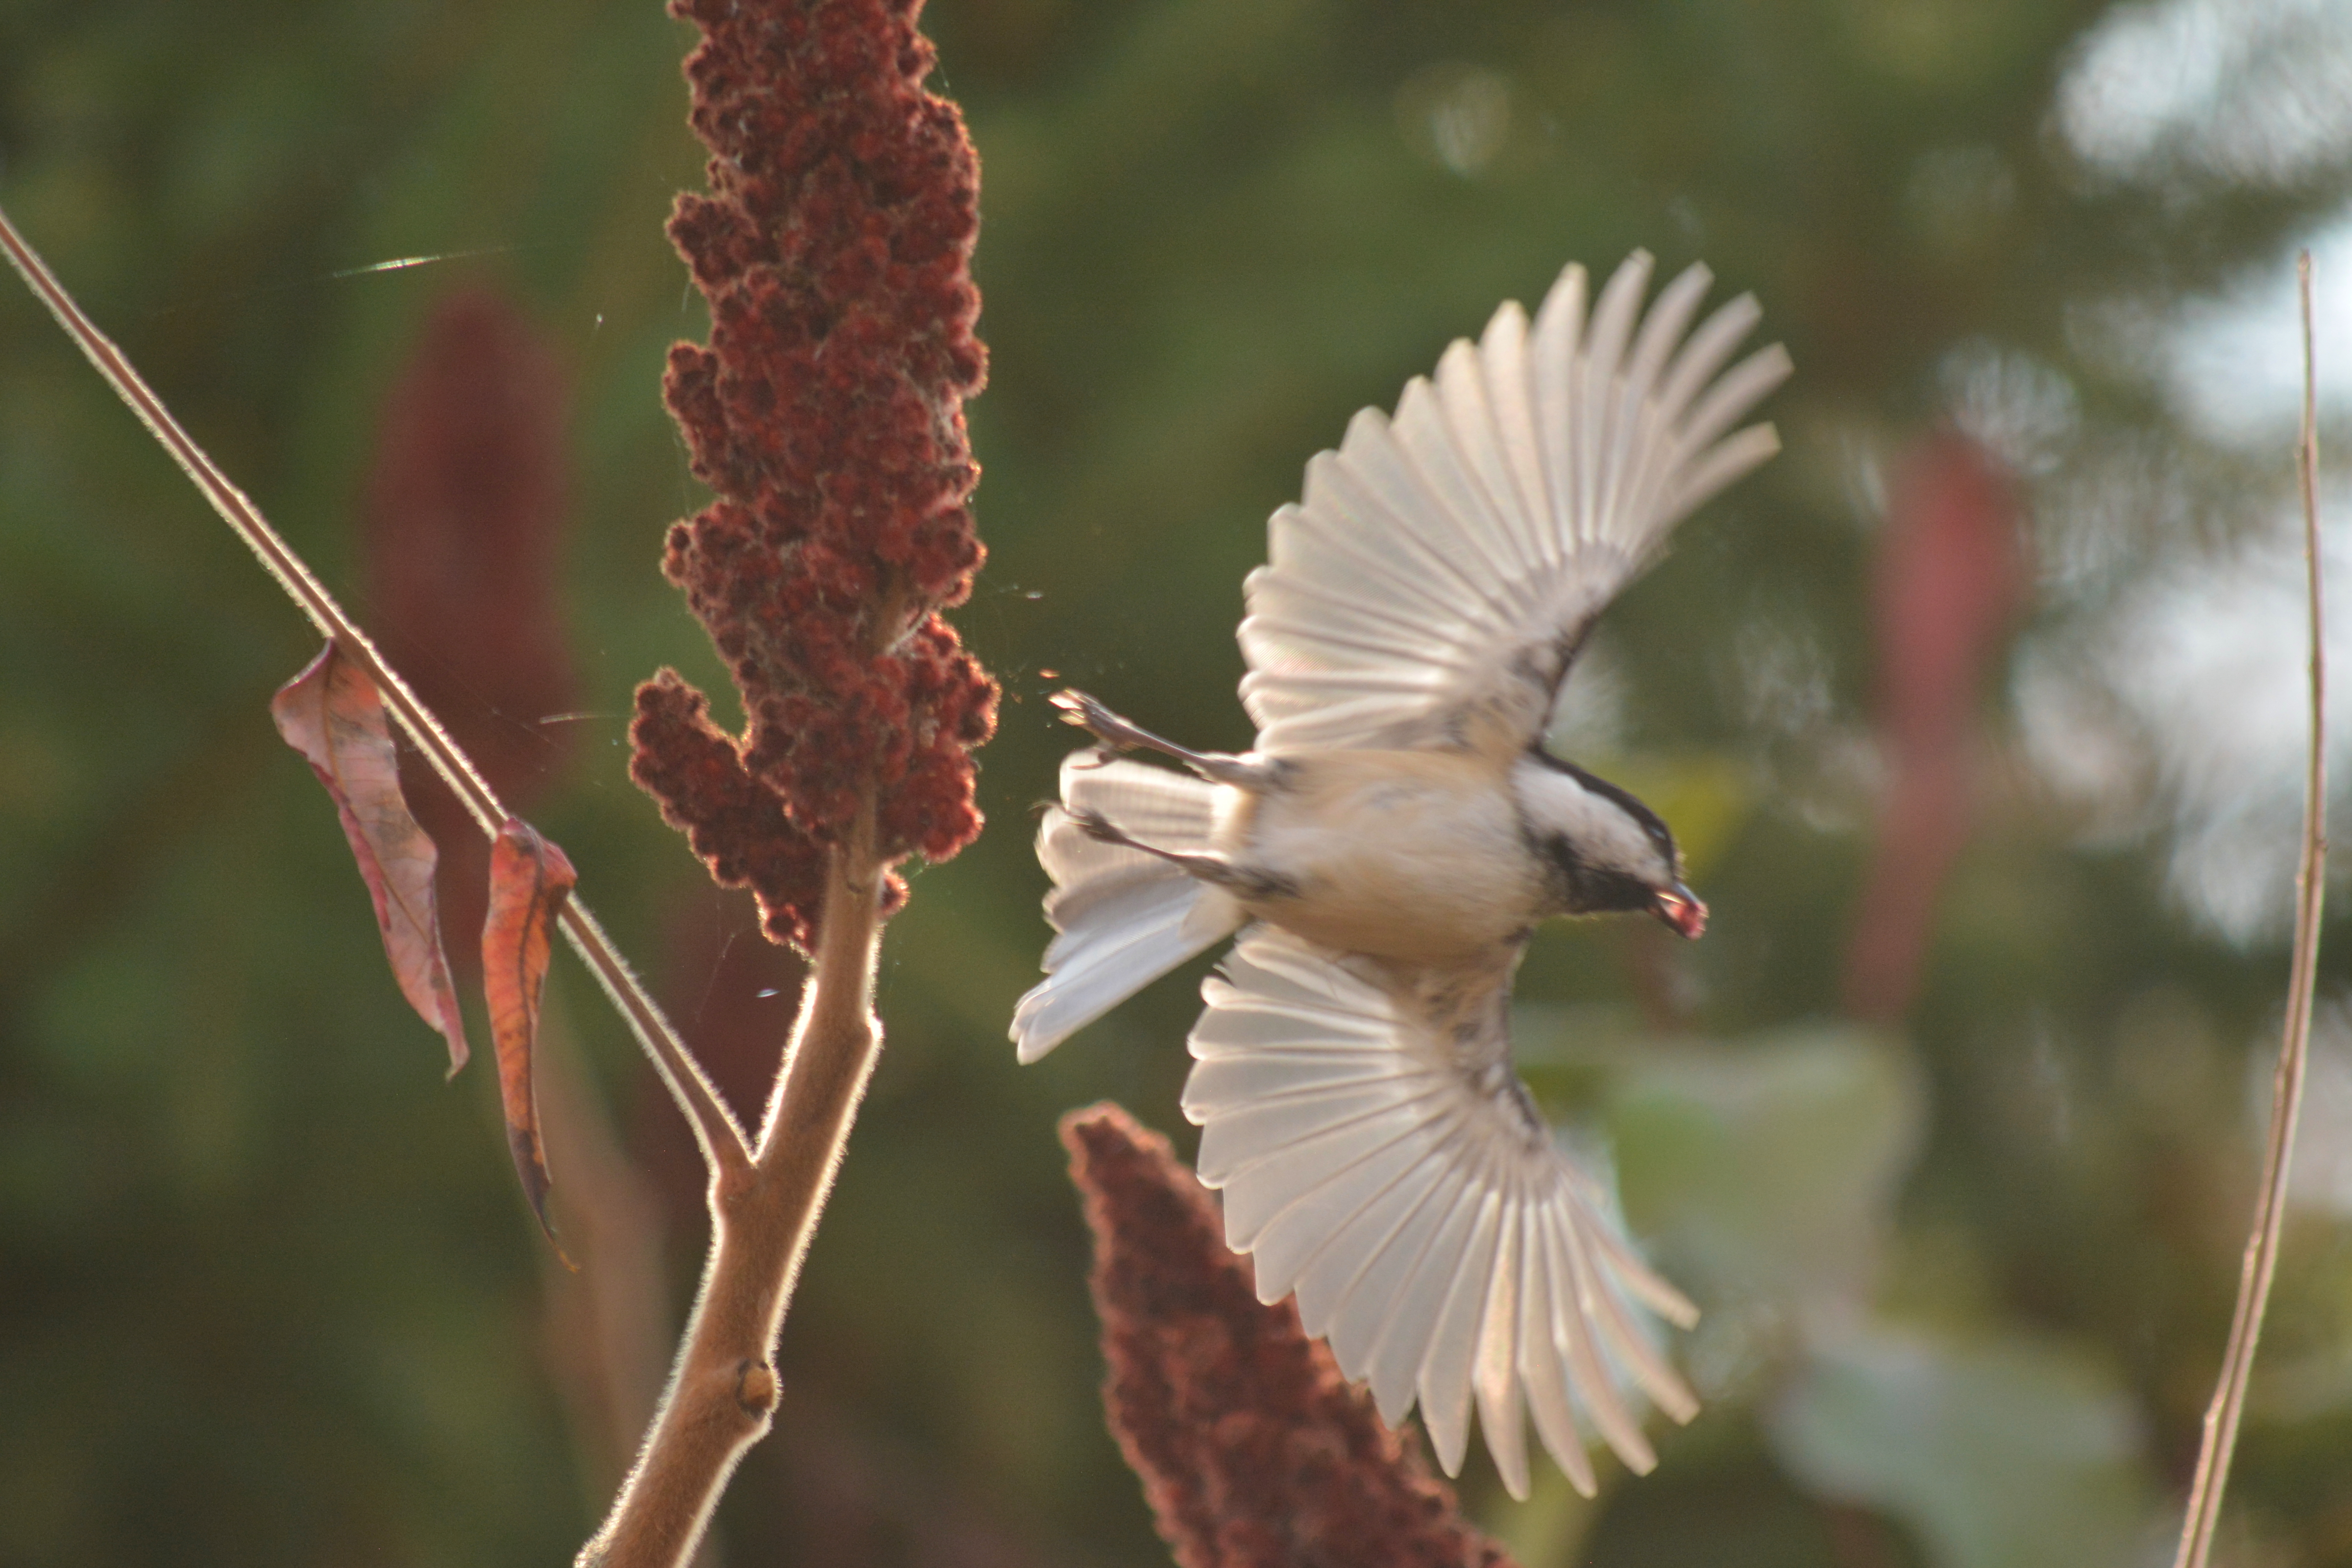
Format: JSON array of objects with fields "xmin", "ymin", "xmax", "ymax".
[
  {"xmin": 580, "ymin": 828, "xmax": 887, "ymax": 1566},
  {"xmin": 7, "ymin": 3, "xmax": 993, "ymax": 1562}
]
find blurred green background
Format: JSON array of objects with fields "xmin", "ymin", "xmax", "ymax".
[{"xmin": 5, "ymin": 0, "xmax": 2352, "ymax": 1563}]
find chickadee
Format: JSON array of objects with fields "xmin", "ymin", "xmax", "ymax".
[{"xmin": 1012, "ymin": 252, "xmax": 1788, "ymax": 1498}]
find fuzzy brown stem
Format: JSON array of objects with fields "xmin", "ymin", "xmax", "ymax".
[{"xmin": 578, "ymin": 823, "xmax": 886, "ymax": 1568}]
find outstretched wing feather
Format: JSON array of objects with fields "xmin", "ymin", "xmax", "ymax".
[
  {"xmin": 1414, "ymin": 1181, "xmax": 1505, "ymax": 1479},
  {"xmin": 1519, "ymin": 1205, "xmax": 1600, "ymax": 1495},
  {"xmin": 1251, "ymin": 1124, "xmax": 1446, "ymax": 1310},
  {"xmin": 1182, "ymin": 928, "xmax": 1698, "ymax": 1499},
  {"xmin": 1292, "ymin": 1143, "xmax": 1451, "ymax": 1339},
  {"xmin": 1242, "ymin": 251, "xmax": 1788, "ymax": 756}
]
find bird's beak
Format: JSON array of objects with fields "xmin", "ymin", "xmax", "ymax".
[{"xmin": 1652, "ymin": 882, "xmax": 1708, "ymax": 939}]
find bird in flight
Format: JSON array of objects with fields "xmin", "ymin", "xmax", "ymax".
[{"xmin": 1012, "ymin": 251, "xmax": 1789, "ymax": 1498}]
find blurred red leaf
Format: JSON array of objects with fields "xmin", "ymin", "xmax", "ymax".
[
  {"xmin": 363, "ymin": 286, "xmax": 578, "ymax": 984},
  {"xmin": 270, "ymin": 641, "xmax": 470, "ymax": 1074},
  {"xmin": 364, "ymin": 286, "xmax": 575, "ymax": 801},
  {"xmin": 1872, "ymin": 430, "xmax": 2026, "ymax": 758},
  {"xmin": 485, "ymin": 817, "xmax": 577, "ymax": 1249},
  {"xmin": 1841, "ymin": 430, "xmax": 2027, "ymax": 1022}
]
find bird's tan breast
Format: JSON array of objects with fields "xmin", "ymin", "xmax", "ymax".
[{"xmin": 1221, "ymin": 750, "xmax": 1541, "ymax": 963}]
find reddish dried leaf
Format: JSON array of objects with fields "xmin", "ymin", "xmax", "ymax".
[
  {"xmin": 270, "ymin": 641, "xmax": 470, "ymax": 1073},
  {"xmin": 485, "ymin": 817, "xmax": 577, "ymax": 1248}
]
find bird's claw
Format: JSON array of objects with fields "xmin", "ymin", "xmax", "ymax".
[{"xmin": 1052, "ymin": 689, "xmax": 1133, "ymax": 750}]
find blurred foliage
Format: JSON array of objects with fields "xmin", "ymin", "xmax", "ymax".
[
  {"xmin": 1772, "ymin": 1323, "xmax": 2154, "ymax": 1568},
  {"xmin": 5, "ymin": 0, "xmax": 2352, "ymax": 1564}
]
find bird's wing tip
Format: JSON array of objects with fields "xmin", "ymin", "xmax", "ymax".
[{"xmin": 1009, "ymin": 992, "xmax": 1067, "ymax": 1063}]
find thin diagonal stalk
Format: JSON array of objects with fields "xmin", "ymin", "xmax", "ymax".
[
  {"xmin": 2174, "ymin": 249, "xmax": 2328, "ymax": 1568},
  {"xmin": 0, "ymin": 202, "xmax": 751, "ymax": 1180}
]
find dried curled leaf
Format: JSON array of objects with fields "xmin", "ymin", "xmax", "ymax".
[
  {"xmin": 270, "ymin": 641, "xmax": 469, "ymax": 1074},
  {"xmin": 485, "ymin": 818, "xmax": 576, "ymax": 1249}
]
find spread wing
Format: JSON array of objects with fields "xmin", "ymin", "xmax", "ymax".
[
  {"xmin": 1238, "ymin": 251, "xmax": 1789, "ymax": 759},
  {"xmin": 1181, "ymin": 926, "xmax": 1699, "ymax": 1499}
]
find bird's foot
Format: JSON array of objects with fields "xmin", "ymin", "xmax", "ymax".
[{"xmin": 1051, "ymin": 689, "xmax": 1281, "ymax": 791}]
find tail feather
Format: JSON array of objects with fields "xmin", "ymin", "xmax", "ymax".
[{"xmin": 1012, "ymin": 756, "xmax": 1245, "ymax": 1062}]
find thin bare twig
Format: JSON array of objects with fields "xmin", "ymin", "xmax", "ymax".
[
  {"xmin": 0, "ymin": 202, "xmax": 751, "ymax": 1178},
  {"xmin": 2174, "ymin": 249, "xmax": 2328, "ymax": 1568}
]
